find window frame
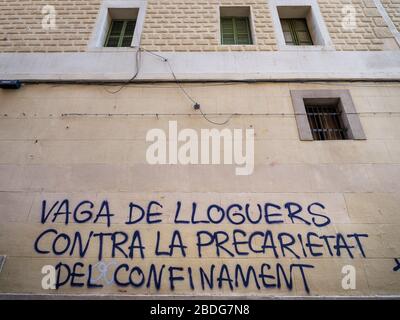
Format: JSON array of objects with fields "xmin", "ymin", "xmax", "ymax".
[
  {"xmin": 290, "ymin": 90, "xmax": 366, "ymax": 141},
  {"xmin": 104, "ymin": 19, "xmax": 137, "ymax": 48},
  {"xmin": 269, "ymin": 0, "xmax": 334, "ymax": 51},
  {"xmin": 219, "ymin": 6, "xmax": 256, "ymax": 46},
  {"xmin": 220, "ymin": 16, "xmax": 253, "ymax": 45},
  {"xmin": 88, "ymin": 0, "xmax": 147, "ymax": 51},
  {"xmin": 280, "ymin": 18, "xmax": 313, "ymax": 46}
]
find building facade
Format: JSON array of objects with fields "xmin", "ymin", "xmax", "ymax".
[{"xmin": 0, "ymin": 0, "xmax": 399, "ymax": 298}]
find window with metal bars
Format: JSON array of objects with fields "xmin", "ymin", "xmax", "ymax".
[
  {"xmin": 105, "ymin": 19, "xmax": 136, "ymax": 47},
  {"xmin": 221, "ymin": 17, "xmax": 253, "ymax": 45},
  {"xmin": 305, "ymin": 105, "xmax": 348, "ymax": 140},
  {"xmin": 280, "ymin": 18, "xmax": 313, "ymax": 46}
]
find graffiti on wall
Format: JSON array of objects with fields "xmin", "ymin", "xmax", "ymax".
[{"xmin": 34, "ymin": 199, "xmax": 370, "ymax": 293}]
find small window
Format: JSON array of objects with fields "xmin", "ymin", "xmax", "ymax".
[
  {"xmin": 105, "ymin": 19, "xmax": 136, "ymax": 47},
  {"xmin": 280, "ymin": 18, "xmax": 313, "ymax": 46},
  {"xmin": 221, "ymin": 17, "xmax": 252, "ymax": 45},
  {"xmin": 305, "ymin": 105, "xmax": 347, "ymax": 140},
  {"xmin": 291, "ymin": 90, "xmax": 366, "ymax": 141}
]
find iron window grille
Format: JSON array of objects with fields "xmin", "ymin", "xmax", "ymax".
[
  {"xmin": 221, "ymin": 17, "xmax": 253, "ymax": 45},
  {"xmin": 280, "ymin": 18, "xmax": 313, "ymax": 46},
  {"xmin": 305, "ymin": 105, "xmax": 348, "ymax": 140},
  {"xmin": 105, "ymin": 19, "xmax": 136, "ymax": 47}
]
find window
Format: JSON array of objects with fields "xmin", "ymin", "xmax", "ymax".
[
  {"xmin": 220, "ymin": 6, "xmax": 254, "ymax": 45},
  {"xmin": 291, "ymin": 90, "xmax": 366, "ymax": 141},
  {"xmin": 105, "ymin": 19, "xmax": 136, "ymax": 47},
  {"xmin": 280, "ymin": 18, "xmax": 313, "ymax": 46},
  {"xmin": 221, "ymin": 17, "xmax": 252, "ymax": 45},
  {"xmin": 305, "ymin": 104, "xmax": 346, "ymax": 140},
  {"xmin": 88, "ymin": 1, "xmax": 146, "ymax": 50},
  {"xmin": 269, "ymin": 0, "xmax": 333, "ymax": 50}
]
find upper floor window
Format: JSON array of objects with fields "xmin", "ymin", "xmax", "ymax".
[
  {"xmin": 280, "ymin": 18, "xmax": 313, "ymax": 46},
  {"xmin": 269, "ymin": 0, "xmax": 333, "ymax": 50},
  {"xmin": 88, "ymin": 1, "xmax": 147, "ymax": 51},
  {"xmin": 220, "ymin": 6, "xmax": 254, "ymax": 45},
  {"xmin": 221, "ymin": 17, "xmax": 252, "ymax": 45},
  {"xmin": 105, "ymin": 19, "xmax": 136, "ymax": 47}
]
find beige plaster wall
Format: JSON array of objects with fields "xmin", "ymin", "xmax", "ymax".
[{"xmin": 0, "ymin": 82, "xmax": 399, "ymax": 297}]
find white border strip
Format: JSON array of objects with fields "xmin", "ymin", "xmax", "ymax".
[{"xmin": 0, "ymin": 51, "xmax": 400, "ymax": 81}]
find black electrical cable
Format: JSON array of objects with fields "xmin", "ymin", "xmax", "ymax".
[
  {"xmin": 198, "ymin": 108, "xmax": 235, "ymax": 125},
  {"xmin": 103, "ymin": 47, "xmax": 142, "ymax": 94},
  {"xmin": 127, "ymin": 47, "xmax": 235, "ymax": 125}
]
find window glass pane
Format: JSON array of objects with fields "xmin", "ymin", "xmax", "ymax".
[
  {"xmin": 280, "ymin": 19, "xmax": 294, "ymax": 45},
  {"xmin": 121, "ymin": 36, "xmax": 133, "ymax": 47},
  {"xmin": 280, "ymin": 18, "xmax": 313, "ymax": 46},
  {"xmin": 121, "ymin": 21, "xmax": 136, "ymax": 47},
  {"xmin": 297, "ymin": 31, "xmax": 313, "ymax": 44},
  {"xmin": 293, "ymin": 19, "xmax": 308, "ymax": 31},
  {"xmin": 294, "ymin": 19, "xmax": 313, "ymax": 45},
  {"xmin": 236, "ymin": 35, "xmax": 251, "ymax": 44},
  {"xmin": 235, "ymin": 18, "xmax": 252, "ymax": 44},
  {"xmin": 105, "ymin": 19, "xmax": 136, "ymax": 48},
  {"xmin": 221, "ymin": 18, "xmax": 235, "ymax": 44},
  {"xmin": 280, "ymin": 19, "xmax": 291, "ymax": 32},
  {"xmin": 283, "ymin": 32, "xmax": 294, "ymax": 45},
  {"xmin": 106, "ymin": 36, "xmax": 120, "ymax": 47},
  {"xmin": 124, "ymin": 21, "xmax": 136, "ymax": 38},
  {"xmin": 221, "ymin": 17, "xmax": 252, "ymax": 45},
  {"xmin": 109, "ymin": 21, "xmax": 124, "ymax": 37}
]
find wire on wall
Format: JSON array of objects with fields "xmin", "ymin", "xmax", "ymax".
[
  {"xmin": 103, "ymin": 48, "xmax": 142, "ymax": 94},
  {"xmin": 103, "ymin": 47, "xmax": 235, "ymax": 125},
  {"xmin": 58, "ymin": 111, "xmax": 400, "ymax": 118}
]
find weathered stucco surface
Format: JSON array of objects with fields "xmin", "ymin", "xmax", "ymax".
[{"xmin": 0, "ymin": 82, "xmax": 399, "ymax": 297}]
